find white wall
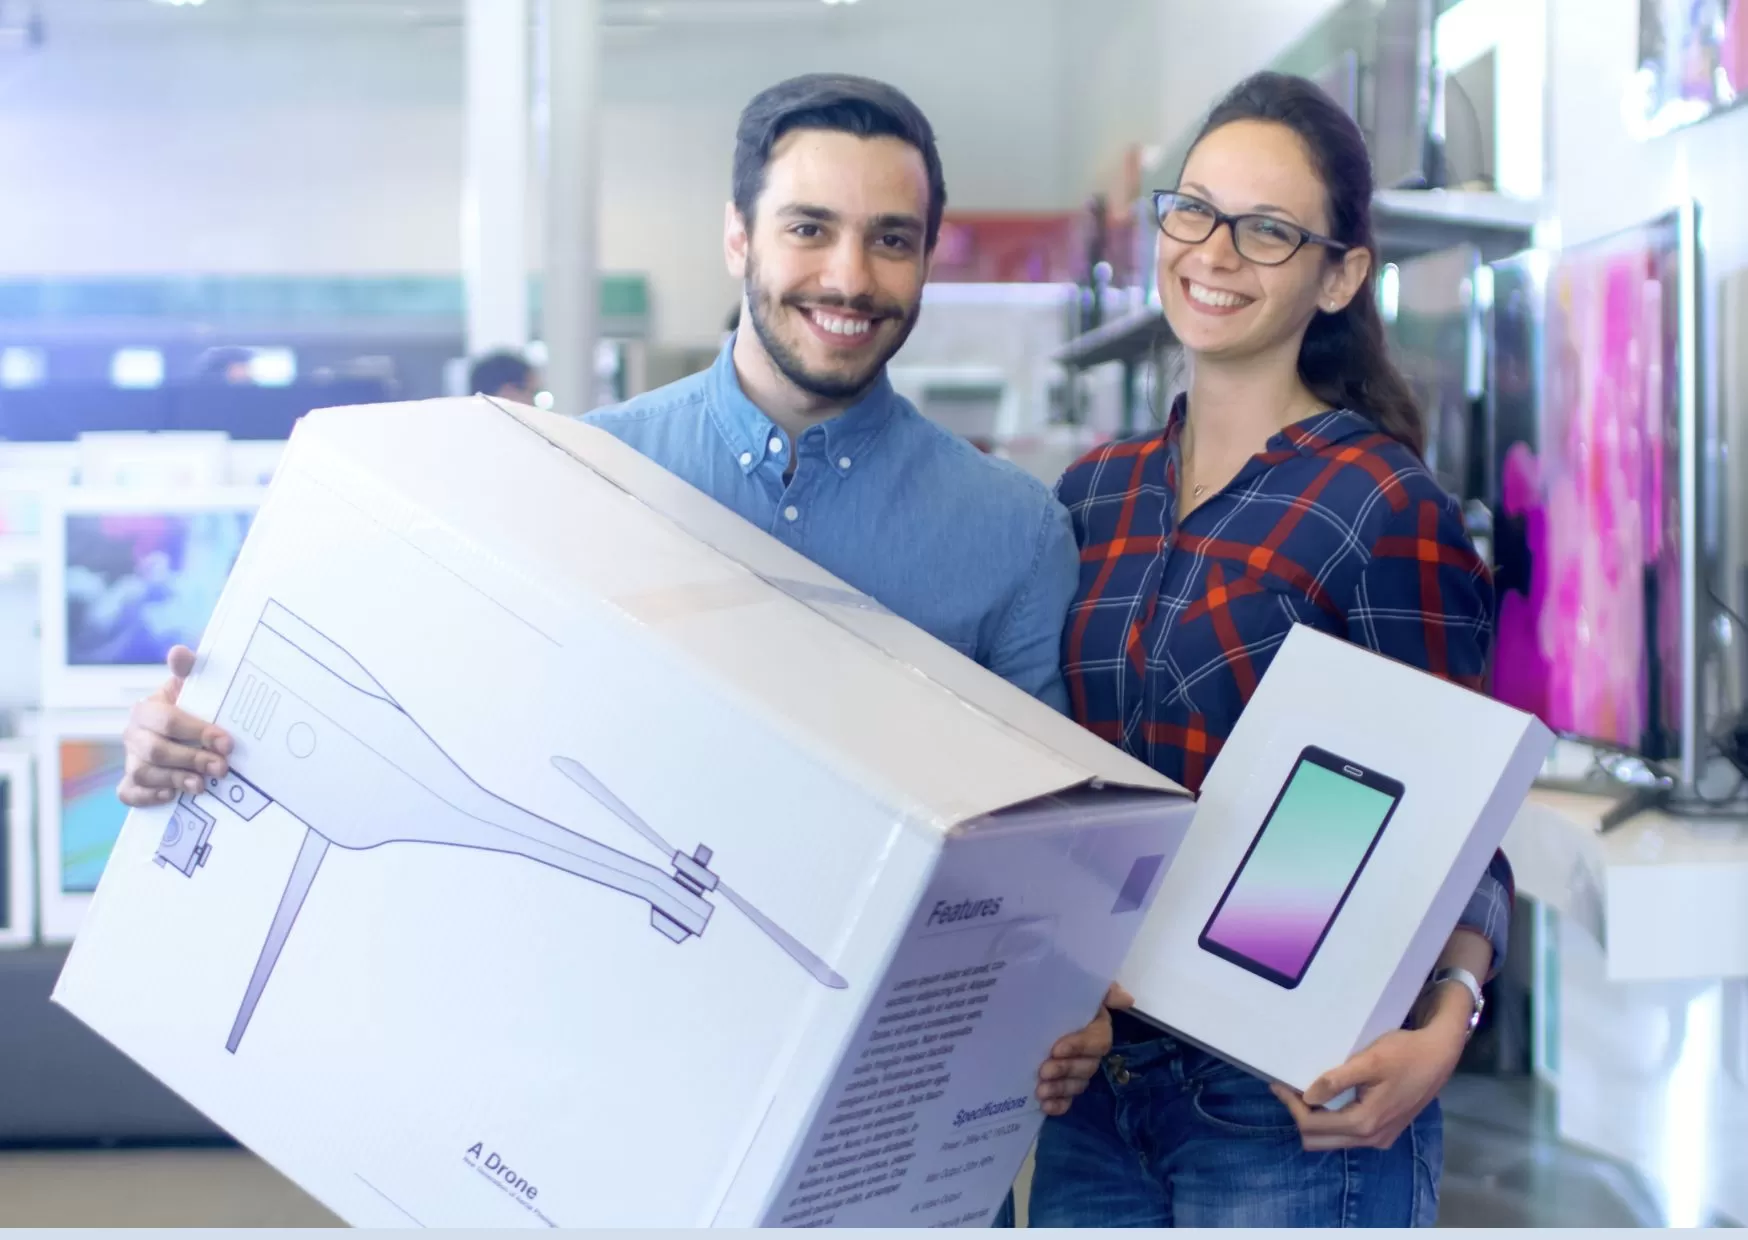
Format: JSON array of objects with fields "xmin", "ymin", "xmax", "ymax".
[
  {"xmin": 1055, "ymin": 0, "xmax": 1346, "ymax": 205},
  {"xmin": 1151, "ymin": 0, "xmax": 1344, "ymax": 146},
  {"xmin": 0, "ymin": 30, "xmax": 463, "ymax": 276},
  {"xmin": 0, "ymin": 0, "xmax": 1080, "ymax": 346},
  {"xmin": 1058, "ymin": 0, "xmax": 1163, "ymax": 201},
  {"xmin": 1542, "ymin": 0, "xmax": 1748, "ymax": 594}
]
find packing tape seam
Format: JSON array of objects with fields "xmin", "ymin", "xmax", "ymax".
[{"xmin": 491, "ymin": 398, "xmax": 1132, "ymax": 809}]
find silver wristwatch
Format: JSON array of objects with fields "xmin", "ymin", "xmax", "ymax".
[{"xmin": 1423, "ymin": 966, "xmax": 1485, "ymax": 1036}]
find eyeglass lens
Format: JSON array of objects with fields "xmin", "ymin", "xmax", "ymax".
[{"xmin": 1155, "ymin": 194, "xmax": 1306, "ymax": 264}]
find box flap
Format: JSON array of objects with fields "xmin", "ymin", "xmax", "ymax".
[
  {"xmin": 495, "ymin": 397, "xmax": 1187, "ymax": 802},
  {"xmin": 283, "ymin": 397, "xmax": 1184, "ymax": 834}
]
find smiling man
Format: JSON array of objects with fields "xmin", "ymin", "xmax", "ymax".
[
  {"xmin": 580, "ymin": 74, "xmax": 1075, "ymax": 703},
  {"xmin": 115, "ymin": 76, "xmax": 1121, "ymax": 1210}
]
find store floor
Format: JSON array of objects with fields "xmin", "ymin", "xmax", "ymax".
[{"xmin": 0, "ymin": 1076, "xmax": 1734, "ymax": 1228}]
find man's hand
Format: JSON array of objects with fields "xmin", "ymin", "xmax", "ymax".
[
  {"xmin": 1035, "ymin": 983, "xmax": 1133, "ymax": 1117},
  {"xmin": 117, "ymin": 646, "xmax": 234, "ymax": 808}
]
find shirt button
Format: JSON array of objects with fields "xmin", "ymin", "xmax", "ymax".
[
  {"xmin": 784, "ymin": 505, "xmax": 800, "ymax": 523},
  {"xmin": 839, "ymin": 456, "xmax": 853, "ymax": 470},
  {"xmin": 768, "ymin": 436, "xmax": 784, "ymax": 455},
  {"xmin": 739, "ymin": 452, "xmax": 753, "ymax": 467}
]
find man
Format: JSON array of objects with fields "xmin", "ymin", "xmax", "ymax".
[
  {"xmin": 193, "ymin": 345, "xmax": 257, "ymax": 385},
  {"xmin": 117, "ymin": 75, "xmax": 1119, "ymax": 1201},
  {"xmin": 467, "ymin": 349, "xmax": 541, "ymax": 404}
]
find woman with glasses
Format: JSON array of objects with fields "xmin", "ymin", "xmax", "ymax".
[{"xmin": 1025, "ymin": 71, "xmax": 1511, "ymax": 1227}]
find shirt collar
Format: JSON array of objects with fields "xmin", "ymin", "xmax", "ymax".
[
  {"xmin": 1164, "ymin": 392, "xmax": 1381, "ymax": 458},
  {"xmin": 705, "ymin": 335, "xmax": 900, "ymax": 477}
]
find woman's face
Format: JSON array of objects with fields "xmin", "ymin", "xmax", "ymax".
[{"xmin": 1157, "ymin": 118, "xmax": 1369, "ymax": 366}]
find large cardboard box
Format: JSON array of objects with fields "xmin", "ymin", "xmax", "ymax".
[
  {"xmin": 50, "ymin": 397, "xmax": 1195, "ymax": 1229},
  {"xmin": 1120, "ymin": 624, "xmax": 1554, "ymax": 1100}
]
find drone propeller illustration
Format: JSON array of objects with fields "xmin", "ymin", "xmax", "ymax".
[{"xmin": 154, "ymin": 600, "xmax": 847, "ymax": 1055}]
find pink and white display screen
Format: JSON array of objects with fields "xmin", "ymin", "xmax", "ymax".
[{"xmin": 1489, "ymin": 214, "xmax": 1686, "ymax": 759}]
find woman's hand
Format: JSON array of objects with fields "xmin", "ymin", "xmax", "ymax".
[
  {"xmin": 1268, "ymin": 983, "xmax": 1471, "ymax": 1151},
  {"xmin": 1035, "ymin": 983, "xmax": 1133, "ymax": 1117}
]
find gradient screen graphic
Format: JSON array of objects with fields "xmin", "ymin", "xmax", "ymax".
[
  {"xmin": 60, "ymin": 739, "xmax": 129, "ymax": 894},
  {"xmin": 1201, "ymin": 757, "xmax": 1399, "ymax": 986},
  {"xmin": 64, "ymin": 509, "xmax": 253, "ymax": 667}
]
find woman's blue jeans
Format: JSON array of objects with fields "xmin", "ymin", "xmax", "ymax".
[{"xmin": 1021, "ymin": 1034, "xmax": 1442, "ymax": 1228}]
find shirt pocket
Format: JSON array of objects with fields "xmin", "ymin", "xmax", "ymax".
[{"xmin": 1202, "ymin": 557, "xmax": 1343, "ymax": 637}]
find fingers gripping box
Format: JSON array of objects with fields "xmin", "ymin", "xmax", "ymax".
[
  {"xmin": 49, "ymin": 397, "xmax": 1196, "ymax": 1228},
  {"xmin": 1119, "ymin": 624, "xmax": 1553, "ymax": 1096}
]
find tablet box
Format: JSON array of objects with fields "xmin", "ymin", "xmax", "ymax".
[
  {"xmin": 1119, "ymin": 623, "xmax": 1553, "ymax": 1096},
  {"xmin": 49, "ymin": 396, "xmax": 1196, "ymax": 1228}
]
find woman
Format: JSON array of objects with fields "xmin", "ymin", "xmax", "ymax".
[{"xmin": 1028, "ymin": 71, "xmax": 1513, "ymax": 1228}]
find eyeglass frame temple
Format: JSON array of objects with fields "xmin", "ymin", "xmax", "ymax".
[{"xmin": 1150, "ymin": 190, "xmax": 1350, "ymax": 263}]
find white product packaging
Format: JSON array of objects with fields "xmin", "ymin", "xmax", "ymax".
[
  {"xmin": 1120, "ymin": 623, "xmax": 1554, "ymax": 1097},
  {"xmin": 50, "ymin": 396, "xmax": 1197, "ymax": 1228}
]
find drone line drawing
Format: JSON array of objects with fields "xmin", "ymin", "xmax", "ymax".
[{"xmin": 155, "ymin": 599, "xmax": 848, "ymax": 1054}]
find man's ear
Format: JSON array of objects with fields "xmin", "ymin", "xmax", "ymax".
[{"xmin": 725, "ymin": 201, "xmax": 750, "ymax": 280}]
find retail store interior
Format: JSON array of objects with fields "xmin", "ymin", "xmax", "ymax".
[{"xmin": 1, "ymin": 0, "xmax": 1746, "ymax": 1228}]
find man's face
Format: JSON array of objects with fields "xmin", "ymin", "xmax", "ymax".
[
  {"xmin": 500, "ymin": 369, "xmax": 541, "ymax": 405},
  {"xmin": 728, "ymin": 129, "xmax": 931, "ymax": 401}
]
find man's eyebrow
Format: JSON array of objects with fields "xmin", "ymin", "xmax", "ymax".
[
  {"xmin": 776, "ymin": 204, "xmax": 840, "ymax": 222},
  {"xmin": 868, "ymin": 213, "xmax": 925, "ymax": 234},
  {"xmin": 774, "ymin": 204, "xmax": 924, "ymax": 234}
]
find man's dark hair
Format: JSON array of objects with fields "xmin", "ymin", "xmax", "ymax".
[
  {"xmin": 468, "ymin": 350, "xmax": 532, "ymax": 397},
  {"xmin": 732, "ymin": 73, "xmax": 947, "ymax": 252},
  {"xmin": 194, "ymin": 345, "xmax": 254, "ymax": 382}
]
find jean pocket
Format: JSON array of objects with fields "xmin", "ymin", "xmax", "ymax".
[{"xmin": 1188, "ymin": 1066, "xmax": 1301, "ymax": 1136}]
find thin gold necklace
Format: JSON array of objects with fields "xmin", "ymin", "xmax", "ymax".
[{"xmin": 1183, "ymin": 396, "xmax": 1313, "ymax": 501}]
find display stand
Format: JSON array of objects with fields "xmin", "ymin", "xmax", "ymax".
[
  {"xmin": 1534, "ymin": 745, "xmax": 1748, "ymax": 834},
  {"xmin": 1597, "ymin": 783, "xmax": 1748, "ymax": 833},
  {"xmin": 0, "ymin": 947, "xmax": 228, "ymax": 1145}
]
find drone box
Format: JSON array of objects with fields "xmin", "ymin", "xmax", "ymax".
[
  {"xmin": 1118, "ymin": 625, "xmax": 1552, "ymax": 1100},
  {"xmin": 50, "ymin": 396, "xmax": 1195, "ymax": 1229}
]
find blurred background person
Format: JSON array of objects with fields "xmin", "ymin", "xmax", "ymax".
[
  {"xmin": 467, "ymin": 349, "xmax": 541, "ymax": 404},
  {"xmin": 192, "ymin": 345, "xmax": 258, "ymax": 386}
]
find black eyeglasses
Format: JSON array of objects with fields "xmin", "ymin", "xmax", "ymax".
[{"xmin": 1151, "ymin": 190, "xmax": 1349, "ymax": 267}]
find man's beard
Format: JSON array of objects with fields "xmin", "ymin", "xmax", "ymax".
[{"xmin": 743, "ymin": 250, "xmax": 921, "ymax": 402}]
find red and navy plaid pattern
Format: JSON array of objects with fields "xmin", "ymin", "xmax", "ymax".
[{"xmin": 1058, "ymin": 399, "xmax": 1513, "ymax": 966}]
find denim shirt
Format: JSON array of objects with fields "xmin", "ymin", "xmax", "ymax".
[{"xmin": 582, "ymin": 340, "xmax": 1080, "ymax": 711}]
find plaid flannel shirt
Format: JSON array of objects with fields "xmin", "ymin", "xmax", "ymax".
[{"xmin": 1057, "ymin": 400, "xmax": 1514, "ymax": 972}]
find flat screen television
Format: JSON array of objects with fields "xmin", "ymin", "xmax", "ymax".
[
  {"xmin": 1384, "ymin": 243, "xmax": 1485, "ymax": 499},
  {"xmin": 1486, "ymin": 204, "xmax": 1703, "ymax": 775},
  {"xmin": 1632, "ymin": 0, "xmax": 1745, "ymax": 138},
  {"xmin": 0, "ymin": 747, "xmax": 34, "ymax": 947},
  {"xmin": 76, "ymin": 430, "xmax": 229, "ymax": 488},
  {"xmin": 39, "ymin": 487, "xmax": 263, "ymax": 709},
  {"xmin": 0, "ymin": 447, "xmax": 78, "ymax": 565},
  {"xmin": 35, "ymin": 716, "xmax": 131, "ymax": 943}
]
